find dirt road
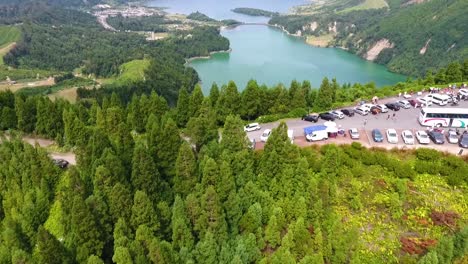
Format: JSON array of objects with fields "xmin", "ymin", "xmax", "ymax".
[
  {"xmin": 22, "ymin": 136, "xmax": 77, "ymax": 165},
  {"xmin": 0, "ymin": 78, "xmax": 55, "ymax": 92}
]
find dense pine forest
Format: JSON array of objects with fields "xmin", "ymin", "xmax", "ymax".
[
  {"xmin": 0, "ymin": 84, "xmax": 467, "ymax": 263},
  {"xmin": 0, "ymin": 1, "xmax": 467, "ymax": 263}
]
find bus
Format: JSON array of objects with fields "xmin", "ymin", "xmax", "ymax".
[{"xmin": 418, "ymin": 108, "xmax": 468, "ymax": 128}]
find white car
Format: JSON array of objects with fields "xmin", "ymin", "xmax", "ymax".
[
  {"xmin": 349, "ymin": 128, "xmax": 360, "ymax": 139},
  {"xmin": 386, "ymin": 129, "xmax": 399, "ymax": 144},
  {"xmin": 244, "ymin": 123, "xmax": 261, "ymax": 132},
  {"xmin": 401, "ymin": 130, "xmax": 415, "ymax": 145},
  {"xmin": 417, "ymin": 97, "xmax": 432, "ymax": 106},
  {"xmin": 330, "ymin": 110, "xmax": 345, "ymax": 119},
  {"xmin": 397, "ymin": 100, "xmax": 411, "ymax": 109},
  {"xmin": 260, "ymin": 129, "xmax": 272, "ymax": 142},
  {"xmin": 446, "ymin": 130, "xmax": 458, "ymax": 144},
  {"xmin": 459, "ymin": 89, "xmax": 468, "ymax": 97},
  {"xmin": 415, "ymin": 130, "xmax": 430, "ymax": 144},
  {"xmin": 354, "ymin": 107, "xmax": 369, "ymax": 116},
  {"xmin": 361, "ymin": 104, "xmax": 375, "ymax": 111},
  {"xmin": 376, "ymin": 104, "xmax": 388, "ymax": 113}
]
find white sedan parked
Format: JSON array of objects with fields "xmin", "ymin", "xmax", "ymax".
[
  {"xmin": 260, "ymin": 129, "xmax": 272, "ymax": 142},
  {"xmin": 244, "ymin": 123, "xmax": 261, "ymax": 132},
  {"xmin": 417, "ymin": 97, "xmax": 432, "ymax": 106},
  {"xmin": 386, "ymin": 129, "xmax": 399, "ymax": 144},
  {"xmin": 401, "ymin": 130, "xmax": 415, "ymax": 145},
  {"xmin": 415, "ymin": 130, "xmax": 430, "ymax": 144}
]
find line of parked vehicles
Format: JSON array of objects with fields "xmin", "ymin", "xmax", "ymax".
[
  {"xmin": 367, "ymin": 127, "xmax": 468, "ymax": 148},
  {"xmin": 244, "ymin": 89, "xmax": 468, "ymax": 149}
]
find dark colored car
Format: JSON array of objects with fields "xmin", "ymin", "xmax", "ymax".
[
  {"xmin": 302, "ymin": 114, "xmax": 319, "ymax": 122},
  {"xmin": 319, "ymin": 112, "xmax": 335, "ymax": 121},
  {"xmin": 370, "ymin": 106, "xmax": 381, "ymax": 115},
  {"xmin": 408, "ymin": 99, "xmax": 420, "ymax": 108},
  {"xmin": 385, "ymin": 103, "xmax": 400, "ymax": 111},
  {"xmin": 459, "ymin": 133, "xmax": 468, "ymax": 148},
  {"xmin": 428, "ymin": 131, "xmax": 445, "ymax": 144},
  {"xmin": 341, "ymin": 109, "xmax": 355, "ymax": 117},
  {"xmin": 53, "ymin": 159, "xmax": 69, "ymax": 169},
  {"xmin": 371, "ymin": 129, "xmax": 384, "ymax": 142}
]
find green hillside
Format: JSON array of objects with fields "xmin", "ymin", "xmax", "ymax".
[
  {"xmin": 0, "ymin": 25, "xmax": 20, "ymax": 48},
  {"xmin": 0, "ymin": 25, "xmax": 20, "ymax": 65},
  {"xmin": 272, "ymin": 0, "xmax": 468, "ymax": 76}
]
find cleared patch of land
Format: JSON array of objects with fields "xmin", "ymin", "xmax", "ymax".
[
  {"xmin": 115, "ymin": 58, "xmax": 150, "ymax": 84},
  {"xmin": 341, "ymin": 0, "xmax": 389, "ymax": 12},
  {"xmin": 0, "ymin": 78, "xmax": 55, "ymax": 92},
  {"xmin": 306, "ymin": 34, "xmax": 334, "ymax": 47},
  {"xmin": 48, "ymin": 87, "xmax": 78, "ymax": 103}
]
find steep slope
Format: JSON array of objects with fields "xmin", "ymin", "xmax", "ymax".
[{"xmin": 271, "ymin": 0, "xmax": 467, "ymax": 76}]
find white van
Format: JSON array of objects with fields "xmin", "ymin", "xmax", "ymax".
[
  {"xmin": 427, "ymin": 94, "xmax": 449, "ymax": 106},
  {"xmin": 287, "ymin": 129, "xmax": 294, "ymax": 143}
]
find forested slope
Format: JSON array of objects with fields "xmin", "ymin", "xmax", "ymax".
[
  {"xmin": 270, "ymin": 0, "xmax": 467, "ymax": 76},
  {"xmin": 0, "ymin": 3, "xmax": 229, "ymax": 104},
  {"xmin": 0, "ymin": 108, "xmax": 467, "ymax": 263}
]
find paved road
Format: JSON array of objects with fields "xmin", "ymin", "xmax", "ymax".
[{"xmin": 247, "ymin": 92, "xmax": 468, "ymax": 155}]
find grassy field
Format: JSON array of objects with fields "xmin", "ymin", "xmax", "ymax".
[
  {"xmin": 341, "ymin": 0, "xmax": 389, "ymax": 12},
  {"xmin": 306, "ymin": 34, "xmax": 334, "ymax": 47},
  {"xmin": 0, "ymin": 26, "xmax": 21, "ymax": 65},
  {"xmin": 116, "ymin": 59, "xmax": 150, "ymax": 84}
]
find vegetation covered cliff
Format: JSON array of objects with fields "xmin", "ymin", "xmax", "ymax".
[{"xmin": 270, "ymin": 0, "xmax": 467, "ymax": 77}]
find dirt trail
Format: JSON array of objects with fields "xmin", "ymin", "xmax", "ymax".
[{"xmin": 22, "ymin": 136, "xmax": 76, "ymax": 165}]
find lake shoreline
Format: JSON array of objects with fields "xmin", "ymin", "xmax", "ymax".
[{"xmin": 184, "ymin": 48, "xmax": 233, "ymax": 65}]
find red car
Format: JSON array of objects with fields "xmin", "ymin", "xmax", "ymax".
[{"xmin": 408, "ymin": 99, "xmax": 420, "ymax": 108}]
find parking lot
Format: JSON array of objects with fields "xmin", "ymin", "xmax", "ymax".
[{"xmin": 247, "ymin": 91, "xmax": 468, "ymax": 156}]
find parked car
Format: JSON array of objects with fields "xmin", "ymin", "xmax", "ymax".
[
  {"xmin": 386, "ymin": 129, "xmax": 399, "ymax": 144},
  {"xmin": 428, "ymin": 131, "xmax": 445, "ymax": 144},
  {"xmin": 354, "ymin": 106, "xmax": 369, "ymax": 116},
  {"xmin": 329, "ymin": 110, "xmax": 345, "ymax": 119},
  {"xmin": 376, "ymin": 104, "xmax": 388, "ymax": 113},
  {"xmin": 260, "ymin": 129, "xmax": 272, "ymax": 142},
  {"xmin": 446, "ymin": 130, "xmax": 459, "ymax": 144},
  {"xmin": 341, "ymin": 109, "xmax": 355, "ymax": 117},
  {"xmin": 244, "ymin": 123, "xmax": 261, "ymax": 132},
  {"xmin": 319, "ymin": 112, "xmax": 335, "ymax": 121},
  {"xmin": 348, "ymin": 128, "xmax": 360, "ymax": 139},
  {"xmin": 53, "ymin": 159, "xmax": 69, "ymax": 169},
  {"xmin": 459, "ymin": 88, "xmax": 468, "ymax": 97},
  {"xmin": 370, "ymin": 106, "xmax": 381, "ymax": 115},
  {"xmin": 396, "ymin": 100, "xmax": 411, "ymax": 109},
  {"xmin": 401, "ymin": 130, "xmax": 415, "ymax": 145},
  {"xmin": 361, "ymin": 103, "xmax": 375, "ymax": 111},
  {"xmin": 459, "ymin": 133, "xmax": 468, "ymax": 148},
  {"xmin": 385, "ymin": 103, "xmax": 400, "ymax": 111},
  {"xmin": 415, "ymin": 130, "xmax": 430, "ymax": 144},
  {"xmin": 417, "ymin": 97, "xmax": 432, "ymax": 107},
  {"xmin": 302, "ymin": 114, "xmax": 319, "ymax": 122},
  {"xmin": 371, "ymin": 129, "xmax": 384, "ymax": 142},
  {"xmin": 408, "ymin": 99, "xmax": 421, "ymax": 108}
]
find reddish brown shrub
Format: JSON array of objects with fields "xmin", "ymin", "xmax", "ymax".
[
  {"xmin": 400, "ymin": 237, "xmax": 437, "ymax": 255},
  {"xmin": 430, "ymin": 210, "xmax": 460, "ymax": 227}
]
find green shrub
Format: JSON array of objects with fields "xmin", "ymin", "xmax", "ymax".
[{"xmin": 415, "ymin": 148, "xmax": 441, "ymax": 161}]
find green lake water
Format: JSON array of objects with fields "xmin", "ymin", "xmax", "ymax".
[{"xmin": 189, "ymin": 25, "xmax": 407, "ymax": 93}]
